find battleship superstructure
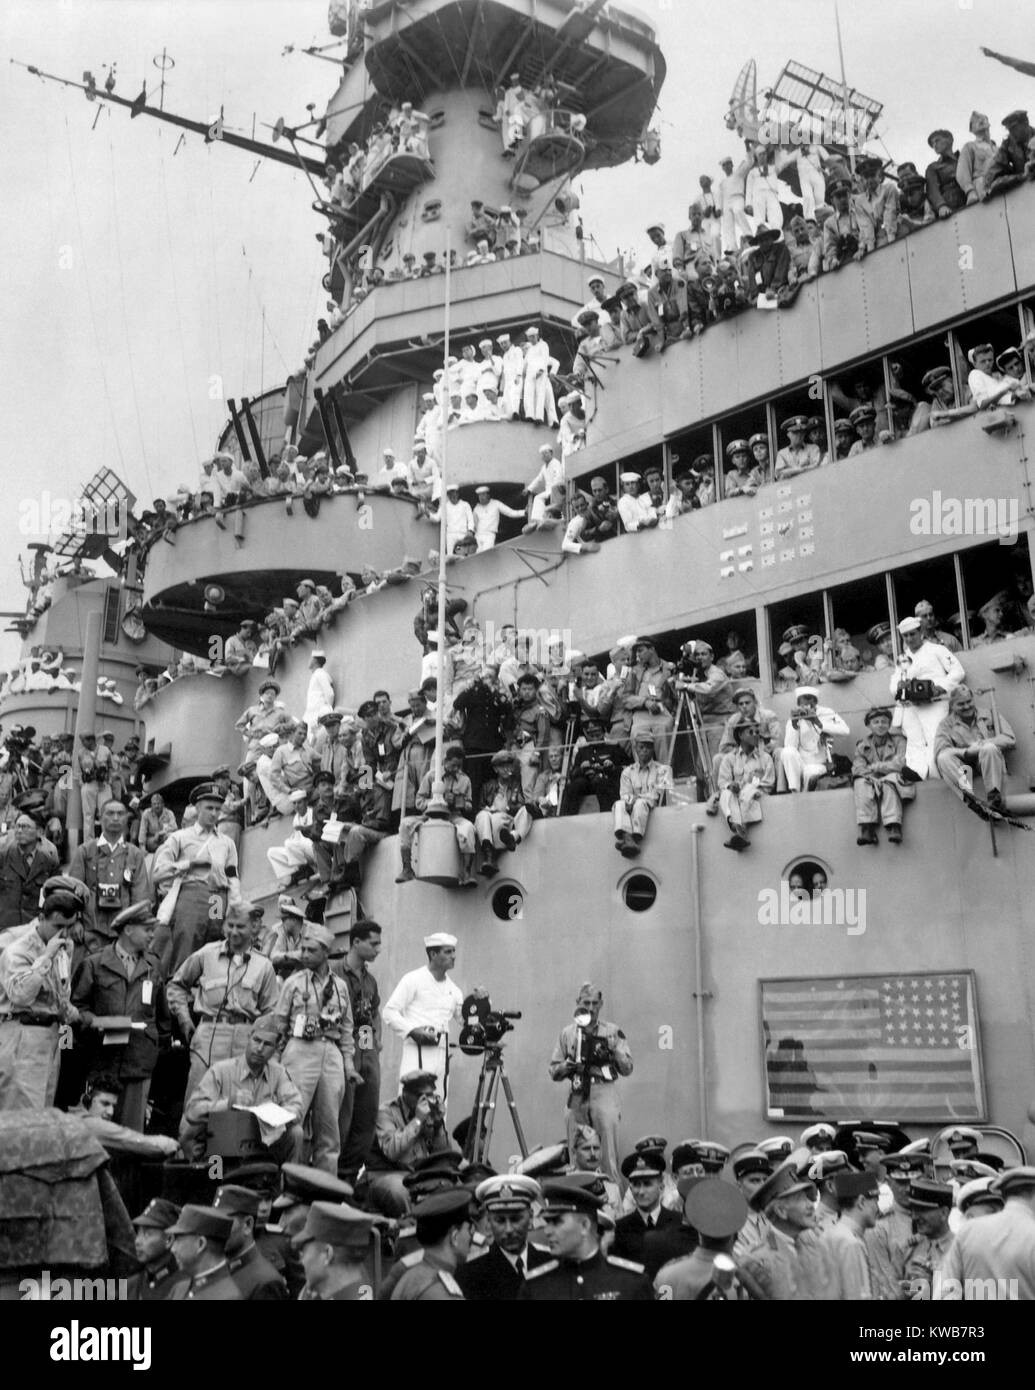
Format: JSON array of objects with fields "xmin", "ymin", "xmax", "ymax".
[{"xmin": 13, "ymin": 0, "xmax": 1035, "ymax": 1163}]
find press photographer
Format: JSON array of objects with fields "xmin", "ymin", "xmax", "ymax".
[
  {"xmin": 889, "ymin": 616, "xmax": 965, "ymax": 779},
  {"xmin": 366, "ymin": 1068, "xmax": 459, "ymax": 1216},
  {"xmin": 548, "ymin": 982, "xmax": 633, "ymax": 1184}
]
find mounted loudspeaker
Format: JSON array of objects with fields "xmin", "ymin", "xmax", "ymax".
[
  {"xmin": 554, "ymin": 192, "xmax": 581, "ymax": 215},
  {"xmin": 272, "ymin": 117, "xmax": 286, "ymax": 142}
]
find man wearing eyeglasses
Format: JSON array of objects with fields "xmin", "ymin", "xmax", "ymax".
[
  {"xmin": 0, "ymin": 814, "xmax": 60, "ymax": 930},
  {"xmin": 0, "ymin": 874, "xmax": 89, "ymax": 1108}
]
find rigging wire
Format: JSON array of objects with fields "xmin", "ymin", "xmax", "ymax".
[{"xmin": 156, "ymin": 126, "xmax": 201, "ymax": 463}]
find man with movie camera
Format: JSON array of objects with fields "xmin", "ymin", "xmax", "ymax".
[{"xmin": 548, "ymin": 981, "xmax": 633, "ymax": 1184}]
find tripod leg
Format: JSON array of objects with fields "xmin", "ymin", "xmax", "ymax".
[
  {"xmin": 479, "ymin": 1066, "xmax": 500, "ymax": 1164},
  {"xmin": 497, "ymin": 1067, "xmax": 530, "ymax": 1158},
  {"xmin": 688, "ymin": 696, "xmax": 716, "ymax": 797},
  {"xmin": 464, "ymin": 1063, "xmax": 489, "ymax": 1163},
  {"xmin": 665, "ymin": 692, "xmax": 685, "ymax": 768}
]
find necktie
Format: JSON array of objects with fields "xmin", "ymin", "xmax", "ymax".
[
  {"xmin": 515, "ymin": 1255, "xmax": 524, "ymax": 1278},
  {"xmin": 645, "ymin": 1215, "xmax": 654, "ymax": 1230}
]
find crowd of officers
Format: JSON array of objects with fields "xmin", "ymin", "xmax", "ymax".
[{"xmin": 4, "ymin": 869, "xmax": 1033, "ymax": 1302}]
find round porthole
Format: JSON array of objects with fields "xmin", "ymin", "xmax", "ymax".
[
  {"xmin": 785, "ymin": 858, "xmax": 830, "ymax": 898},
  {"xmin": 491, "ymin": 883, "xmax": 524, "ymax": 921},
  {"xmin": 622, "ymin": 874, "xmax": 657, "ymax": 913}
]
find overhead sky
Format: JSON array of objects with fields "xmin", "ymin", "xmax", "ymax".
[{"xmin": 2, "ymin": 0, "xmax": 1032, "ymax": 667}]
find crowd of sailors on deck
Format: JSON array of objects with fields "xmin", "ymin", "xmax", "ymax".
[{"xmin": 603, "ymin": 108, "xmax": 1035, "ymax": 332}]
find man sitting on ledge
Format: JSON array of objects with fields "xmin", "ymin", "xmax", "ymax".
[
  {"xmin": 397, "ymin": 745, "xmax": 477, "ymax": 886},
  {"xmin": 474, "ymin": 750, "xmax": 533, "ymax": 877},
  {"xmin": 933, "ymin": 685, "xmax": 1016, "ymax": 810},
  {"xmin": 613, "ymin": 732, "xmax": 672, "ymax": 858},
  {"xmin": 717, "ymin": 720, "xmax": 775, "ymax": 852},
  {"xmin": 851, "ymin": 707, "xmax": 911, "ymax": 845}
]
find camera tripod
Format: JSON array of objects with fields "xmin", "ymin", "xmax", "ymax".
[
  {"xmin": 463, "ymin": 1043, "xmax": 529, "ymax": 1166},
  {"xmin": 668, "ymin": 687, "xmax": 716, "ymax": 796}
]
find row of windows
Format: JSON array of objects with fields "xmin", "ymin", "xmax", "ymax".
[
  {"xmin": 575, "ymin": 295, "xmax": 1035, "ymax": 501},
  {"xmin": 568, "ymin": 536, "xmax": 1032, "ymax": 696}
]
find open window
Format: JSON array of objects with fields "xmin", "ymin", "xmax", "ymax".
[
  {"xmin": 718, "ymin": 405, "xmax": 769, "ymax": 496},
  {"xmin": 959, "ymin": 538, "xmax": 1034, "ymax": 649},
  {"xmin": 767, "ymin": 594, "xmax": 825, "ymax": 692}
]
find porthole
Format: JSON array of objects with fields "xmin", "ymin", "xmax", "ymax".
[
  {"xmin": 491, "ymin": 883, "xmax": 524, "ymax": 921},
  {"xmin": 785, "ymin": 857, "xmax": 831, "ymax": 900},
  {"xmin": 622, "ymin": 874, "xmax": 657, "ymax": 913}
]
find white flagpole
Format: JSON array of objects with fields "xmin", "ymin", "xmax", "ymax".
[{"xmin": 427, "ymin": 230, "xmax": 452, "ymax": 812}]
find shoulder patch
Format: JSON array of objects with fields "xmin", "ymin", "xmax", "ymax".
[
  {"xmin": 437, "ymin": 1270, "xmax": 463, "ymax": 1296},
  {"xmin": 607, "ymin": 1256, "xmax": 646, "ymax": 1273},
  {"xmin": 524, "ymin": 1260, "xmax": 559, "ymax": 1280},
  {"xmin": 401, "ymin": 1249, "xmax": 423, "ymax": 1268}
]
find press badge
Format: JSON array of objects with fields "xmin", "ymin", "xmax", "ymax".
[
  {"xmin": 141, "ymin": 980, "xmax": 153, "ymax": 1005},
  {"xmin": 292, "ymin": 1014, "xmax": 307, "ymax": 1037},
  {"xmin": 599, "ymin": 1065, "xmax": 614, "ymax": 1081},
  {"xmin": 377, "ymin": 742, "xmax": 386, "ymax": 757}
]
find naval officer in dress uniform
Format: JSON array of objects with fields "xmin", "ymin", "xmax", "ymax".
[
  {"xmin": 456, "ymin": 1175, "xmax": 551, "ymax": 1300},
  {"xmin": 519, "ymin": 1178, "xmax": 653, "ymax": 1300}
]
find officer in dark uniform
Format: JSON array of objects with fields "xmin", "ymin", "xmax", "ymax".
[
  {"xmin": 642, "ymin": 1172, "xmax": 701, "ymax": 1279},
  {"xmin": 456, "ymin": 1175, "xmax": 551, "ymax": 1300},
  {"xmin": 613, "ymin": 1149, "xmax": 683, "ymax": 1264},
  {"xmin": 128, "ymin": 1198, "xmax": 185, "ymax": 1301},
  {"xmin": 212, "ymin": 1184, "xmax": 288, "ymax": 1299},
  {"xmin": 377, "ymin": 1158, "xmax": 468, "ymax": 1299},
  {"xmin": 220, "ymin": 1161, "xmax": 287, "ymax": 1280},
  {"xmin": 518, "ymin": 1178, "xmax": 653, "ymax": 1300},
  {"xmin": 163, "ymin": 1205, "xmax": 244, "ymax": 1300},
  {"xmin": 390, "ymin": 1189, "xmax": 473, "ymax": 1300},
  {"xmin": 268, "ymin": 1162, "xmax": 356, "ymax": 1298},
  {"xmin": 293, "ymin": 1201, "xmax": 386, "ymax": 1300}
]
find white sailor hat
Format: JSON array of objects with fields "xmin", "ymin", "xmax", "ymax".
[
  {"xmin": 619, "ymin": 471, "xmax": 640, "ymax": 483},
  {"xmin": 795, "ymin": 686, "xmax": 820, "ymax": 701},
  {"xmin": 478, "ymin": 338, "xmax": 493, "ymax": 348},
  {"xmin": 966, "ymin": 343, "xmax": 993, "ymax": 366},
  {"xmin": 897, "ymin": 616, "xmax": 922, "ymax": 634},
  {"xmin": 538, "ymin": 443, "xmax": 554, "ymax": 455},
  {"xmin": 423, "ymin": 932, "xmax": 458, "ymax": 949}
]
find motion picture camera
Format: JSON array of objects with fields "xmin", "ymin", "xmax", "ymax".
[
  {"xmin": 459, "ymin": 992, "xmax": 522, "ymax": 1054},
  {"xmin": 573, "ymin": 1010, "xmax": 614, "ymax": 1068}
]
